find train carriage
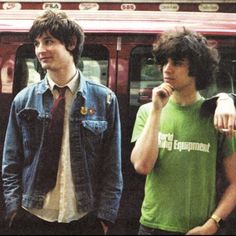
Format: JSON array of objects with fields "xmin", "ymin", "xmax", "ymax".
[{"xmin": 0, "ymin": 1, "xmax": 235, "ymax": 234}]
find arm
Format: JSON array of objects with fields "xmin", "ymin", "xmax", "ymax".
[
  {"xmin": 2, "ymin": 100, "xmax": 23, "ymax": 223},
  {"xmin": 214, "ymin": 93, "xmax": 236, "ymax": 137},
  {"xmin": 187, "ymin": 148, "xmax": 236, "ymax": 235},
  {"xmin": 130, "ymin": 83, "xmax": 173, "ymax": 175},
  {"xmin": 210, "ymin": 152, "xmax": 236, "ymax": 225},
  {"xmin": 201, "ymin": 93, "xmax": 236, "ymax": 137},
  {"xmin": 130, "ymin": 105, "xmax": 161, "ymax": 175},
  {"xmin": 97, "ymin": 92, "xmax": 123, "ymax": 225}
]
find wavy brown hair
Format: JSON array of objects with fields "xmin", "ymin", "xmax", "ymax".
[
  {"xmin": 153, "ymin": 27, "xmax": 220, "ymax": 90},
  {"xmin": 29, "ymin": 10, "xmax": 85, "ymax": 66}
]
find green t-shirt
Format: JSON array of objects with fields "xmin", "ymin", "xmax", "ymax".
[{"xmin": 131, "ymin": 98, "xmax": 235, "ymax": 233}]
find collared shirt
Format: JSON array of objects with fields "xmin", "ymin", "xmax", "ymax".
[{"xmin": 28, "ymin": 71, "xmax": 87, "ymax": 223}]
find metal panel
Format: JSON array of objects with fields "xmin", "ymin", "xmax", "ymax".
[{"xmin": 0, "ymin": 10, "xmax": 235, "ymax": 35}]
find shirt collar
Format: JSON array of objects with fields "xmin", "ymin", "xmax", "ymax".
[{"xmin": 47, "ymin": 70, "xmax": 79, "ymax": 94}]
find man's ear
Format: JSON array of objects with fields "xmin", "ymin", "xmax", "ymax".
[{"xmin": 68, "ymin": 36, "xmax": 77, "ymax": 51}]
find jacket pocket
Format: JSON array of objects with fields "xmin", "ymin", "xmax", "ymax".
[
  {"xmin": 81, "ymin": 120, "xmax": 108, "ymax": 135},
  {"xmin": 81, "ymin": 120, "xmax": 108, "ymax": 173},
  {"xmin": 81, "ymin": 120, "xmax": 108, "ymax": 154},
  {"xmin": 18, "ymin": 108, "xmax": 47, "ymax": 165}
]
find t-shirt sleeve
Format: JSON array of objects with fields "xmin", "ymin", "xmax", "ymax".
[{"xmin": 131, "ymin": 103, "xmax": 151, "ymax": 143}]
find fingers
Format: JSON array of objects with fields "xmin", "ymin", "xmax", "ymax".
[
  {"xmin": 152, "ymin": 83, "xmax": 174, "ymax": 110},
  {"xmin": 7, "ymin": 211, "xmax": 17, "ymax": 228},
  {"xmin": 160, "ymin": 83, "xmax": 174, "ymax": 97},
  {"xmin": 214, "ymin": 97, "xmax": 236, "ymax": 138},
  {"xmin": 214, "ymin": 113, "xmax": 236, "ymax": 138},
  {"xmin": 154, "ymin": 83, "xmax": 174, "ymax": 98}
]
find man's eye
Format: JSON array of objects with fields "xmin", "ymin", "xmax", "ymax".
[
  {"xmin": 45, "ymin": 40, "xmax": 53, "ymax": 45},
  {"xmin": 174, "ymin": 62, "xmax": 181, "ymax": 66},
  {"xmin": 174, "ymin": 60, "xmax": 185, "ymax": 66}
]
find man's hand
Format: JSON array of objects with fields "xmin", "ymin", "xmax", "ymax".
[
  {"xmin": 100, "ymin": 221, "xmax": 109, "ymax": 235},
  {"xmin": 186, "ymin": 218, "xmax": 218, "ymax": 235},
  {"xmin": 152, "ymin": 83, "xmax": 174, "ymax": 111},
  {"xmin": 6, "ymin": 210, "xmax": 17, "ymax": 228},
  {"xmin": 214, "ymin": 94, "xmax": 236, "ymax": 138}
]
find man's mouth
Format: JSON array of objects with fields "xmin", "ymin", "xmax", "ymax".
[{"xmin": 164, "ymin": 77, "xmax": 174, "ymax": 83}]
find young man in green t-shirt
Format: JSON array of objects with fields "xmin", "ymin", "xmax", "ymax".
[{"xmin": 131, "ymin": 28, "xmax": 236, "ymax": 235}]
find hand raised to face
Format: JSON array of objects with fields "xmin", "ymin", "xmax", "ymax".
[{"xmin": 152, "ymin": 83, "xmax": 174, "ymax": 111}]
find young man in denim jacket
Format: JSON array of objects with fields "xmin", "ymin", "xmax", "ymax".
[{"xmin": 2, "ymin": 10, "xmax": 123, "ymax": 235}]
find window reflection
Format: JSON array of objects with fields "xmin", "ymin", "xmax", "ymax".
[
  {"xmin": 79, "ymin": 57, "xmax": 108, "ymax": 85},
  {"xmin": 129, "ymin": 46, "xmax": 162, "ymax": 107}
]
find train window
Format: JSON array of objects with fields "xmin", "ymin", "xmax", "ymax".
[
  {"xmin": 129, "ymin": 46, "xmax": 162, "ymax": 107},
  {"xmin": 13, "ymin": 44, "xmax": 109, "ymax": 95},
  {"xmin": 217, "ymin": 53, "xmax": 236, "ymax": 93},
  {"xmin": 79, "ymin": 45, "xmax": 109, "ymax": 86},
  {"xmin": 13, "ymin": 44, "xmax": 42, "ymax": 95},
  {"xmin": 1, "ymin": 55, "xmax": 15, "ymax": 94},
  {"xmin": 201, "ymin": 39, "xmax": 236, "ymax": 97}
]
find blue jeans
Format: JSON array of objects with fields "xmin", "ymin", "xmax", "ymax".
[{"xmin": 7, "ymin": 208, "xmax": 104, "ymax": 235}]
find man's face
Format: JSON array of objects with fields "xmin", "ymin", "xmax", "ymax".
[
  {"xmin": 34, "ymin": 32, "xmax": 73, "ymax": 71},
  {"xmin": 162, "ymin": 58, "xmax": 196, "ymax": 92}
]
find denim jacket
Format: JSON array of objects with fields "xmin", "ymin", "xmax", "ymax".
[{"xmin": 2, "ymin": 72, "xmax": 123, "ymax": 223}]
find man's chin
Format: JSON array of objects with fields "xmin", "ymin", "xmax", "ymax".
[{"xmin": 41, "ymin": 64, "xmax": 50, "ymax": 70}]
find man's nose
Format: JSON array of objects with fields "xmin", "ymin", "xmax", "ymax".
[
  {"xmin": 164, "ymin": 61, "xmax": 174, "ymax": 73},
  {"xmin": 36, "ymin": 43, "xmax": 46, "ymax": 55}
]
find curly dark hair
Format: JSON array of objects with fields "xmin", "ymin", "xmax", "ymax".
[
  {"xmin": 153, "ymin": 27, "xmax": 220, "ymax": 90},
  {"xmin": 29, "ymin": 10, "xmax": 85, "ymax": 66}
]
